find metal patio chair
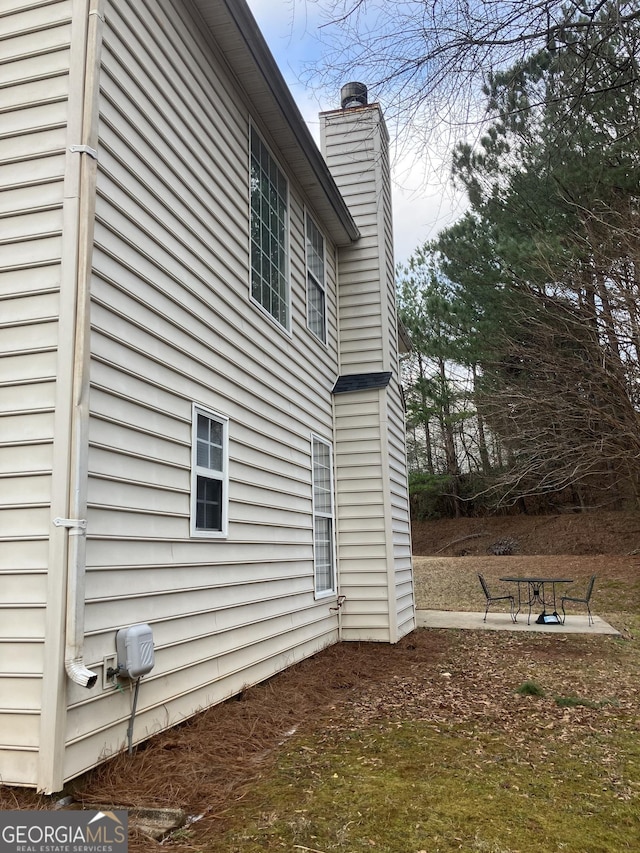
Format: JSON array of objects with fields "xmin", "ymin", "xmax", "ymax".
[
  {"xmin": 478, "ymin": 573, "xmax": 516, "ymax": 622},
  {"xmin": 561, "ymin": 575, "xmax": 596, "ymax": 626}
]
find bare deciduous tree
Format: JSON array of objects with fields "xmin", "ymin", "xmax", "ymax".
[
  {"xmin": 480, "ymin": 285, "xmax": 640, "ymax": 508},
  {"xmin": 305, "ymin": 0, "xmax": 640, "ymax": 152}
]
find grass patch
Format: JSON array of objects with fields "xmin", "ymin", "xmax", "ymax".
[
  {"xmin": 555, "ymin": 695, "xmax": 598, "ymax": 709},
  {"xmin": 216, "ymin": 722, "xmax": 640, "ymax": 853},
  {"xmin": 516, "ymin": 680, "xmax": 546, "ymax": 697},
  {"xmin": 554, "ymin": 695, "xmax": 619, "ymax": 709}
]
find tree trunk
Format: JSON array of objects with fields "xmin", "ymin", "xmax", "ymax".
[
  {"xmin": 417, "ymin": 354, "xmax": 435, "ymax": 475},
  {"xmin": 473, "ymin": 364, "xmax": 492, "ymax": 474},
  {"xmin": 437, "ymin": 355, "xmax": 461, "ymax": 516}
]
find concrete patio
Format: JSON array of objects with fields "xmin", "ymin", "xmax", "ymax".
[{"xmin": 416, "ymin": 609, "xmax": 620, "ymax": 634}]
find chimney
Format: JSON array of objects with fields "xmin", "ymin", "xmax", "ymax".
[
  {"xmin": 319, "ymin": 85, "xmax": 395, "ymax": 374},
  {"xmin": 320, "ymin": 88, "xmax": 414, "ymax": 645}
]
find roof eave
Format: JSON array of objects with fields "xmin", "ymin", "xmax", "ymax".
[{"xmin": 191, "ymin": 0, "xmax": 360, "ymax": 246}]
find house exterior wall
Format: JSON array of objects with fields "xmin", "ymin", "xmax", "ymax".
[
  {"xmin": 321, "ymin": 109, "xmax": 386, "ymax": 375},
  {"xmin": 0, "ymin": 0, "xmax": 77, "ymax": 786},
  {"xmin": 0, "ymin": 0, "xmax": 414, "ymax": 791},
  {"xmin": 61, "ymin": 0, "xmax": 344, "ymax": 783},
  {"xmin": 373, "ymin": 108, "xmax": 414, "ymax": 639},
  {"xmin": 333, "ymin": 388, "xmax": 393, "ymax": 640},
  {"xmin": 385, "ymin": 382, "xmax": 415, "ymax": 637}
]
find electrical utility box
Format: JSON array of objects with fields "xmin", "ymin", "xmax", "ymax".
[{"xmin": 116, "ymin": 623, "xmax": 155, "ymax": 679}]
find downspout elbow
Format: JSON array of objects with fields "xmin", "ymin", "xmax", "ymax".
[
  {"xmin": 55, "ymin": 517, "xmax": 97, "ymax": 690},
  {"xmin": 61, "ymin": 481, "xmax": 96, "ymax": 692},
  {"xmin": 65, "ymin": 657, "xmax": 98, "ymax": 689}
]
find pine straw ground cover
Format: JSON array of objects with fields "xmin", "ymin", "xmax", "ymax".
[{"xmin": 2, "ymin": 557, "xmax": 640, "ymax": 852}]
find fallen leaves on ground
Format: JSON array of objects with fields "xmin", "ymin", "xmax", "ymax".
[{"xmin": 2, "ymin": 555, "xmax": 639, "ymax": 852}]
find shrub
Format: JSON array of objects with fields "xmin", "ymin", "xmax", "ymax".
[
  {"xmin": 487, "ymin": 537, "xmax": 519, "ymax": 555},
  {"xmin": 409, "ymin": 473, "xmax": 456, "ymax": 520}
]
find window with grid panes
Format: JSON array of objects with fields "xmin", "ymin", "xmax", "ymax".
[
  {"xmin": 191, "ymin": 406, "xmax": 228, "ymax": 537},
  {"xmin": 250, "ymin": 128, "xmax": 289, "ymax": 329},
  {"xmin": 305, "ymin": 213, "xmax": 326, "ymax": 342},
  {"xmin": 312, "ymin": 436, "xmax": 335, "ymax": 595}
]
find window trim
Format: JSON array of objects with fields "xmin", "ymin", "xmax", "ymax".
[
  {"xmin": 311, "ymin": 434, "xmax": 336, "ymax": 598},
  {"xmin": 190, "ymin": 404, "xmax": 229, "ymax": 539},
  {"xmin": 249, "ymin": 125, "xmax": 291, "ymax": 333},
  {"xmin": 305, "ymin": 209, "xmax": 328, "ymax": 345}
]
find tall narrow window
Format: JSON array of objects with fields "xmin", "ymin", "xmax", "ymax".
[
  {"xmin": 305, "ymin": 213, "xmax": 326, "ymax": 343},
  {"xmin": 191, "ymin": 406, "xmax": 229, "ymax": 537},
  {"xmin": 312, "ymin": 436, "xmax": 335, "ymax": 596},
  {"xmin": 250, "ymin": 127, "xmax": 289, "ymax": 329}
]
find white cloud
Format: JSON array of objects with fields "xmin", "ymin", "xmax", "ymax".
[{"xmin": 391, "ymin": 149, "xmax": 469, "ymax": 264}]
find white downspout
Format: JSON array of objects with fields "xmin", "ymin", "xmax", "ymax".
[
  {"xmin": 38, "ymin": 0, "xmax": 104, "ymax": 793},
  {"xmin": 63, "ymin": 0, "xmax": 105, "ymax": 689}
]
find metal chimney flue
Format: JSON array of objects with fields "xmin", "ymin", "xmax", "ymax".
[{"xmin": 341, "ymin": 82, "xmax": 368, "ymax": 109}]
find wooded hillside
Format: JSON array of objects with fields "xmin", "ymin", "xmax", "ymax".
[
  {"xmin": 411, "ymin": 511, "xmax": 640, "ymax": 556},
  {"xmin": 396, "ymin": 2, "xmax": 640, "ymax": 514}
]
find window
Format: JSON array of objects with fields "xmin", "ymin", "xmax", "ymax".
[
  {"xmin": 191, "ymin": 406, "xmax": 229, "ymax": 537},
  {"xmin": 250, "ymin": 127, "xmax": 289, "ymax": 329},
  {"xmin": 312, "ymin": 436, "xmax": 335, "ymax": 596},
  {"xmin": 305, "ymin": 213, "xmax": 326, "ymax": 343}
]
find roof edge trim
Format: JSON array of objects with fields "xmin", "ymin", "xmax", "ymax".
[
  {"xmin": 332, "ymin": 372, "xmax": 393, "ymax": 395},
  {"xmin": 218, "ymin": 0, "xmax": 360, "ymax": 243}
]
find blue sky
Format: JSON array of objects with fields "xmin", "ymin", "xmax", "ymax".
[{"xmin": 245, "ymin": 0, "xmax": 467, "ymax": 265}]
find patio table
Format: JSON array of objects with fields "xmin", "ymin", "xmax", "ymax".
[{"xmin": 500, "ymin": 576, "xmax": 574, "ymax": 625}]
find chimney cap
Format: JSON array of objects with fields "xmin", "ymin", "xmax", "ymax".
[{"xmin": 341, "ymin": 82, "xmax": 368, "ymax": 109}]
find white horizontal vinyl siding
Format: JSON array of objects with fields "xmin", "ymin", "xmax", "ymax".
[
  {"xmin": 322, "ymin": 109, "xmax": 385, "ymax": 374},
  {"xmin": 334, "ymin": 389, "xmax": 392, "ymax": 641},
  {"xmin": 325, "ymin": 102, "xmax": 414, "ymax": 641},
  {"xmin": 64, "ymin": 0, "xmax": 341, "ymax": 781},
  {"xmin": 0, "ymin": 0, "xmax": 72, "ymax": 786},
  {"xmin": 322, "ymin": 107, "xmax": 414, "ymax": 642},
  {"xmin": 385, "ymin": 378, "xmax": 415, "ymax": 639},
  {"xmin": 378, "ymin": 128, "xmax": 414, "ymax": 639}
]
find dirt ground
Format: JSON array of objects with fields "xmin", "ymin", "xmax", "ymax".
[
  {"xmin": 2, "ymin": 510, "xmax": 639, "ymax": 851},
  {"xmin": 7, "ymin": 619, "xmax": 638, "ymax": 851},
  {"xmin": 411, "ymin": 510, "xmax": 640, "ymax": 556}
]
